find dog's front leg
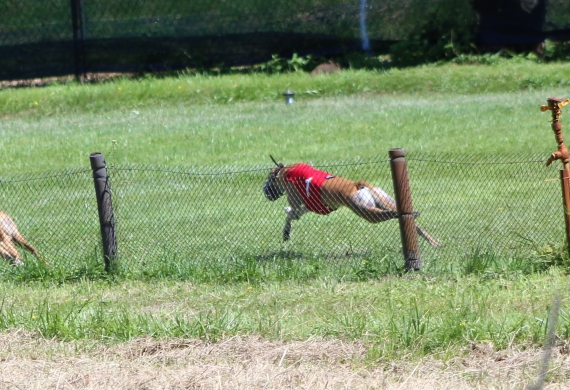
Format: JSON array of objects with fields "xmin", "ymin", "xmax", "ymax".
[
  {"xmin": 0, "ymin": 241, "xmax": 23, "ymax": 266},
  {"xmin": 282, "ymin": 188, "xmax": 308, "ymax": 241},
  {"xmin": 0, "ymin": 229, "xmax": 22, "ymax": 264},
  {"xmin": 283, "ymin": 205, "xmax": 307, "ymax": 241}
]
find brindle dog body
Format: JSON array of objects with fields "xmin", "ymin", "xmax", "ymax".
[
  {"xmin": 0, "ymin": 211, "xmax": 43, "ymax": 266},
  {"xmin": 263, "ymin": 161, "xmax": 440, "ymax": 247}
]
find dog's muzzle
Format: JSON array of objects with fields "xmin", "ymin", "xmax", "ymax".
[{"xmin": 263, "ymin": 181, "xmax": 284, "ymax": 201}]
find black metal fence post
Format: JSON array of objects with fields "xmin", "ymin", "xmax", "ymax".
[
  {"xmin": 70, "ymin": 0, "xmax": 86, "ymax": 81},
  {"xmin": 90, "ymin": 152, "xmax": 117, "ymax": 272},
  {"xmin": 389, "ymin": 148, "xmax": 421, "ymax": 271}
]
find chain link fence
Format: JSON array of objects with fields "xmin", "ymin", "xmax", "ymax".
[
  {"xmin": 0, "ymin": 168, "xmax": 102, "ymax": 276},
  {"xmin": 0, "ymin": 152, "xmax": 563, "ymax": 278},
  {"xmin": 1, "ymin": 0, "xmax": 569, "ymax": 81}
]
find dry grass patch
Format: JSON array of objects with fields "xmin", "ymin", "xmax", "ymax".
[{"xmin": 0, "ymin": 330, "xmax": 570, "ymax": 389}]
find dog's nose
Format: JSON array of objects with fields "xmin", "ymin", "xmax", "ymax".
[{"xmin": 263, "ymin": 181, "xmax": 282, "ymax": 201}]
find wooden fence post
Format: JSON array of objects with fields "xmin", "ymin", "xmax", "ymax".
[
  {"xmin": 90, "ymin": 152, "xmax": 117, "ymax": 272},
  {"xmin": 389, "ymin": 148, "xmax": 421, "ymax": 271}
]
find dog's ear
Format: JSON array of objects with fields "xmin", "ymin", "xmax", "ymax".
[{"xmin": 268, "ymin": 166, "xmax": 280, "ymax": 181}]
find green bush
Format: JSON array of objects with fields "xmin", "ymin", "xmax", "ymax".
[
  {"xmin": 542, "ymin": 39, "xmax": 570, "ymax": 61},
  {"xmin": 389, "ymin": 0, "xmax": 477, "ymax": 67}
]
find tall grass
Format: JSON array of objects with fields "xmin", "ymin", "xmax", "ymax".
[
  {"xmin": 2, "ymin": 60, "xmax": 570, "ymax": 118},
  {"xmin": 0, "ymin": 270, "xmax": 566, "ymax": 360}
]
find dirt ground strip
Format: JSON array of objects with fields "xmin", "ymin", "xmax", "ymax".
[
  {"xmin": 0, "ymin": 73, "xmax": 133, "ymax": 88},
  {"xmin": 0, "ymin": 330, "xmax": 570, "ymax": 389}
]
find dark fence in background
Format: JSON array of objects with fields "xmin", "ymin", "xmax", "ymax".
[
  {"xmin": 0, "ymin": 0, "xmax": 569, "ymax": 81},
  {"xmin": 0, "ymin": 153, "xmax": 563, "ymax": 278},
  {"xmin": 475, "ymin": 0, "xmax": 570, "ymax": 47}
]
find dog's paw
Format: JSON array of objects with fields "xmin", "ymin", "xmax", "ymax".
[
  {"xmin": 284, "ymin": 207, "xmax": 301, "ymax": 220},
  {"xmin": 283, "ymin": 217, "xmax": 293, "ymax": 241},
  {"xmin": 9, "ymin": 258, "xmax": 24, "ymax": 267}
]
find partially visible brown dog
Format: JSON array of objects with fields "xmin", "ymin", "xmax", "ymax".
[
  {"xmin": 263, "ymin": 159, "xmax": 440, "ymax": 247},
  {"xmin": 0, "ymin": 211, "xmax": 45, "ymax": 266}
]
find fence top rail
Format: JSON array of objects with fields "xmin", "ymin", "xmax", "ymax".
[
  {"xmin": 406, "ymin": 153, "xmax": 550, "ymax": 166},
  {"xmin": 111, "ymin": 156, "xmax": 392, "ymax": 176},
  {"xmin": 0, "ymin": 153, "xmax": 559, "ymax": 182},
  {"xmin": 0, "ymin": 167, "xmax": 90, "ymax": 184},
  {"xmin": 112, "ymin": 152, "xmax": 556, "ymax": 172}
]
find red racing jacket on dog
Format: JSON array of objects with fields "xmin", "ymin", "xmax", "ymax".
[{"xmin": 284, "ymin": 164, "xmax": 335, "ymax": 215}]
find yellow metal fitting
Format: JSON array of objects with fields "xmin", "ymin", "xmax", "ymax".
[{"xmin": 541, "ymin": 98, "xmax": 570, "ymax": 112}]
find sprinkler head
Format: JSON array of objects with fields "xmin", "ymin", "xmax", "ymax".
[{"xmin": 282, "ymin": 90, "xmax": 295, "ymax": 105}]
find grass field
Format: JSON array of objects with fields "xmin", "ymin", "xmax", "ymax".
[
  {"xmin": 1, "ymin": 59, "xmax": 570, "ymax": 388},
  {"xmin": 2, "ymin": 60, "xmax": 570, "ymax": 172}
]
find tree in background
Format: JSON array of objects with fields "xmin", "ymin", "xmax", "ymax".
[
  {"xmin": 389, "ymin": 0, "xmax": 477, "ymax": 67},
  {"xmin": 473, "ymin": 0, "xmax": 547, "ymax": 53}
]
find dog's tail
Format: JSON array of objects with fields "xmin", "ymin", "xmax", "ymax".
[
  {"xmin": 35, "ymin": 253, "xmax": 53, "ymax": 268},
  {"xmin": 415, "ymin": 224, "xmax": 441, "ymax": 248},
  {"xmin": 13, "ymin": 234, "xmax": 52, "ymax": 267},
  {"xmin": 367, "ymin": 186, "xmax": 441, "ymax": 247}
]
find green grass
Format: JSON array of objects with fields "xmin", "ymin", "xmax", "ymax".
[
  {"xmin": 1, "ymin": 59, "xmax": 570, "ymax": 360},
  {"xmin": 1, "ymin": 60, "xmax": 569, "ymax": 172},
  {"xmin": 0, "ymin": 270, "xmax": 566, "ymax": 360}
]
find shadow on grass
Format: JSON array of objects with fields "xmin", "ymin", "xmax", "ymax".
[{"xmin": 255, "ymin": 250, "xmax": 304, "ymax": 262}]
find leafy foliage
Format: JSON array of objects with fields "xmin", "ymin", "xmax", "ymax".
[
  {"xmin": 389, "ymin": 0, "xmax": 477, "ymax": 67},
  {"xmin": 254, "ymin": 53, "xmax": 317, "ymax": 74},
  {"xmin": 542, "ymin": 39, "xmax": 570, "ymax": 61}
]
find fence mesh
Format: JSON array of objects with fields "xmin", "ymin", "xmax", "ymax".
[
  {"xmin": 0, "ymin": 168, "xmax": 102, "ymax": 275},
  {"xmin": 0, "ymin": 153, "xmax": 563, "ymax": 278}
]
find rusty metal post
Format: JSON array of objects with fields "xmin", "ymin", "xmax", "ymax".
[
  {"xmin": 90, "ymin": 152, "xmax": 117, "ymax": 272},
  {"xmin": 560, "ymin": 169, "xmax": 570, "ymax": 253},
  {"xmin": 541, "ymin": 97, "xmax": 570, "ymax": 257},
  {"xmin": 389, "ymin": 148, "xmax": 421, "ymax": 271}
]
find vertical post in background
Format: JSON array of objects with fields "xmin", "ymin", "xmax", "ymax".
[
  {"xmin": 70, "ymin": 0, "xmax": 86, "ymax": 82},
  {"xmin": 389, "ymin": 148, "xmax": 421, "ymax": 271},
  {"xmin": 560, "ymin": 168, "xmax": 570, "ymax": 254},
  {"xmin": 90, "ymin": 152, "xmax": 117, "ymax": 272},
  {"xmin": 541, "ymin": 97, "xmax": 570, "ymax": 257}
]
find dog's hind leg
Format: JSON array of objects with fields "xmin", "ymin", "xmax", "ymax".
[
  {"xmin": 353, "ymin": 182, "xmax": 398, "ymax": 211},
  {"xmin": 347, "ymin": 201, "xmax": 399, "ymax": 224},
  {"xmin": 0, "ymin": 214, "xmax": 40, "ymax": 258},
  {"xmin": 346, "ymin": 187, "xmax": 397, "ymax": 223},
  {"xmin": 0, "ymin": 228, "xmax": 21, "ymax": 260},
  {"xmin": 0, "ymin": 235, "xmax": 24, "ymax": 266},
  {"xmin": 370, "ymin": 188, "xmax": 441, "ymax": 247},
  {"xmin": 354, "ymin": 184, "xmax": 441, "ymax": 247},
  {"xmin": 370, "ymin": 187, "xmax": 398, "ymax": 210},
  {"xmin": 0, "ymin": 213, "xmax": 49, "ymax": 266}
]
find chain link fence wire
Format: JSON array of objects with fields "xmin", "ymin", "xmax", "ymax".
[
  {"xmin": 0, "ymin": 168, "xmax": 103, "ymax": 276},
  {"xmin": 0, "ymin": 153, "xmax": 563, "ymax": 279},
  {"xmin": 405, "ymin": 153, "xmax": 563, "ymax": 272},
  {"xmin": 1, "ymin": 0, "xmax": 569, "ymax": 81}
]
